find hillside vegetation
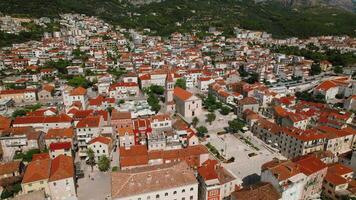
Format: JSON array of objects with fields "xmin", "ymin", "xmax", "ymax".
[{"xmin": 0, "ymin": 0, "xmax": 355, "ymax": 39}]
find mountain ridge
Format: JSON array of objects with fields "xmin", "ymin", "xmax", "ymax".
[{"xmin": 0, "ymin": 0, "xmax": 355, "ymax": 39}]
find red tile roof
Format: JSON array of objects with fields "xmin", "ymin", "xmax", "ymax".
[
  {"xmin": 88, "ymin": 136, "xmax": 112, "ymax": 145},
  {"xmin": 0, "ymin": 89, "xmax": 36, "ymax": 95},
  {"xmin": 293, "ymin": 155, "xmax": 327, "ymax": 175},
  {"xmin": 76, "ymin": 116, "xmax": 100, "ymax": 128},
  {"xmin": 45, "ymin": 128, "xmax": 74, "ymax": 140},
  {"xmin": 0, "ymin": 115, "xmax": 12, "ymax": 132},
  {"xmin": 198, "ymin": 159, "xmax": 219, "ymax": 181},
  {"xmin": 32, "ymin": 153, "xmax": 50, "ymax": 161},
  {"xmin": 22, "ymin": 158, "xmax": 51, "ymax": 183},
  {"xmin": 69, "ymin": 87, "xmax": 87, "ymax": 96},
  {"xmin": 49, "ymin": 142, "xmax": 71, "ymax": 151},
  {"xmin": 173, "ymin": 87, "xmax": 193, "ymax": 101},
  {"xmin": 49, "ymin": 155, "xmax": 74, "ymax": 182},
  {"xmin": 13, "ymin": 114, "xmax": 72, "ymax": 125}
]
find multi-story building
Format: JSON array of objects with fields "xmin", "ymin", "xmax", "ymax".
[
  {"xmin": 44, "ymin": 127, "xmax": 75, "ymax": 148},
  {"xmin": 111, "ymin": 161, "xmax": 199, "ymax": 200},
  {"xmin": 12, "ymin": 114, "xmax": 73, "ymax": 132},
  {"xmin": 0, "ymin": 127, "xmax": 45, "ymax": 161},
  {"xmin": 173, "ymin": 87, "xmax": 202, "ymax": 119},
  {"xmin": 117, "ymin": 127, "xmax": 135, "ymax": 148},
  {"xmin": 317, "ymin": 126, "xmax": 356, "ymax": 156},
  {"xmin": 62, "ymin": 86, "xmax": 88, "ymax": 110},
  {"xmin": 21, "ymin": 154, "xmax": 77, "ymax": 200},
  {"xmin": 252, "ymin": 118, "xmax": 282, "ymax": 147},
  {"xmin": 87, "ymin": 136, "xmax": 112, "ymax": 161},
  {"xmin": 76, "ymin": 116, "xmax": 104, "ymax": 157},
  {"xmin": 278, "ymin": 128, "xmax": 326, "ymax": 159},
  {"xmin": 49, "ymin": 142, "xmax": 73, "ymax": 159},
  {"xmin": 261, "ymin": 159, "xmax": 306, "ymax": 200},
  {"xmin": 109, "ymin": 82, "xmax": 140, "ymax": 100},
  {"xmin": 0, "ymin": 89, "xmax": 37, "ymax": 104},
  {"xmin": 197, "ymin": 159, "xmax": 242, "ymax": 200},
  {"xmin": 111, "ymin": 110, "xmax": 133, "ymax": 129},
  {"xmin": 262, "ymin": 155, "xmax": 327, "ymax": 200},
  {"xmin": 322, "ymin": 163, "xmax": 356, "ymax": 200},
  {"xmin": 235, "ymin": 97, "xmax": 259, "ymax": 117}
]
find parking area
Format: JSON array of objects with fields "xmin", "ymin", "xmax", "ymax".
[{"xmin": 207, "ymin": 132, "xmax": 285, "ymax": 186}]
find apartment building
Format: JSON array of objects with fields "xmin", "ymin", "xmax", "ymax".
[
  {"xmin": 0, "ymin": 89, "xmax": 37, "ymax": 104},
  {"xmin": 76, "ymin": 116, "xmax": 104, "ymax": 157},
  {"xmin": 197, "ymin": 159, "xmax": 242, "ymax": 200},
  {"xmin": 278, "ymin": 128, "xmax": 327, "ymax": 159}
]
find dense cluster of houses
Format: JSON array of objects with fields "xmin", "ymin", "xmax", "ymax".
[{"xmin": 0, "ymin": 13, "xmax": 355, "ymax": 200}]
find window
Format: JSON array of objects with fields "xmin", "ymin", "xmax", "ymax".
[
  {"xmin": 40, "ymin": 181, "xmax": 43, "ymax": 184},
  {"xmin": 156, "ymin": 194, "xmax": 160, "ymax": 199},
  {"xmin": 190, "ymin": 187, "xmax": 194, "ymax": 191},
  {"xmin": 53, "ymin": 182, "xmax": 56, "ymax": 186},
  {"xmin": 182, "ymin": 189, "xmax": 185, "ymax": 193},
  {"xmin": 190, "ymin": 196, "xmax": 193, "ymax": 200},
  {"xmin": 173, "ymin": 191, "xmax": 177, "ymax": 195},
  {"xmin": 165, "ymin": 193, "xmax": 168, "ymax": 196}
]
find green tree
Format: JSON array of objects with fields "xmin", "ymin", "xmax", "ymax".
[
  {"xmin": 147, "ymin": 94, "xmax": 161, "ymax": 113},
  {"xmin": 246, "ymin": 73, "xmax": 259, "ymax": 84},
  {"xmin": 334, "ymin": 66, "xmax": 343, "ymax": 74},
  {"xmin": 227, "ymin": 119, "xmax": 245, "ymax": 133},
  {"xmin": 310, "ymin": 63, "xmax": 321, "ymax": 76},
  {"xmin": 86, "ymin": 148, "xmax": 96, "ymax": 172},
  {"xmin": 149, "ymin": 85, "xmax": 164, "ymax": 95},
  {"xmin": 67, "ymin": 76, "xmax": 92, "ymax": 88},
  {"xmin": 205, "ymin": 112, "xmax": 216, "ymax": 125},
  {"xmin": 12, "ymin": 109, "xmax": 28, "ymax": 118},
  {"xmin": 98, "ymin": 155, "xmax": 110, "ymax": 172},
  {"xmin": 220, "ymin": 106, "xmax": 231, "ymax": 115},
  {"xmin": 13, "ymin": 149, "xmax": 41, "ymax": 162},
  {"xmin": 196, "ymin": 126, "xmax": 208, "ymax": 137},
  {"xmin": 191, "ymin": 117, "xmax": 199, "ymax": 128},
  {"xmin": 106, "ymin": 106, "xmax": 114, "ymax": 115},
  {"xmin": 175, "ymin": 79, "xmax": 186, "ymax": 90}
]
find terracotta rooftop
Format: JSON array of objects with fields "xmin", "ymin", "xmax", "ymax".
[
  {"xmin": 22, "ymin": 158, "xmax": 51, "ymax": 183},
  {"xmin": 231, "ymin": 182, "xmax": 281, "ymax": 200},
  {"xmin": 22, "ymin": 155, "xmax": 74, "ymax": 183},
  {"xmin": 173, "ymin": 87, "xmax": 193, "ymax": 101},
  {"xmin": 111, "ymin": 161, "xmax": 197, "ymax": 198},
  {"xmin": 198, "ymin": 159, "xmax": 236, "ymax": 184},
  {"xmin": 45, "ymin": 128, "xmax": 74, "ymax": 140},
  {"xmin": 69, "ymin": 86, "xmax": 87, "ymax": 96},
  {"xmin": 49, "ymin": 155, "xmax": 74, "ymax": 182},
  {"xmin": 293, "ymin": 155, "xmax": 327, "ymax": 175},
  {"xmin": 13, "ymin": 114, "xmax": 72, "ymax": 125},
  {"xmin": 49, "ymin": 142, "xmax": 71, "ymax": 151},
  {"xmin": 88, "ymin": 136, "xmax": 112, "ymax": 145},
  {"xmin": 0, "ymin": 161, "xmax": 21, "ymax": 176},
  {"xmin": 239, "ymin": 97, "xmax": 258, "ymax": 105},
  {"xmin": 111, "ymin": 110, "xmax": 132, "ymax": 120},
  {"xmin": 76, "ymin": 116, "xmax": 100, "ymax": 128},
  {"xmin": 261, "ymin": 159, "xmax": 301, "ymax": 181}
]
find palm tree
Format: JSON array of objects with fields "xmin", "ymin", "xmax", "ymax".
[{"xmin": 86, "ymin": 148, "xmax": 96, "ymax": 172}]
